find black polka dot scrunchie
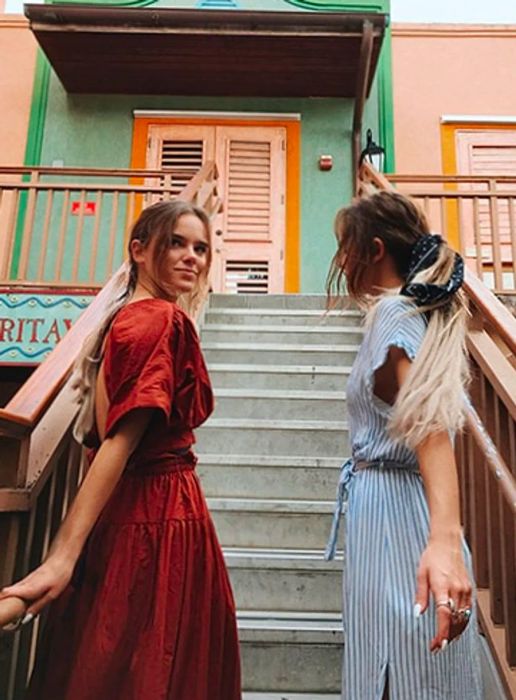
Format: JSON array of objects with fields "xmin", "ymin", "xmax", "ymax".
[{"xmin": 400, "ymin": 234, "xmax": 464, "ymax": 306}]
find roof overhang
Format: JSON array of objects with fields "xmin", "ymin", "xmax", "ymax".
[{"xmin": 24, "ymin": 5, "xmax": 387, "ymax": 98}]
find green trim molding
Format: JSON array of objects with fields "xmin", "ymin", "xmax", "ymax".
[
  {"xmin": 284, "ymin": 0, "xmax": 388, "ymax": 10},
  {"xmin": 378, "ymin": 27, "xmax": 395, "ymax": 173}
]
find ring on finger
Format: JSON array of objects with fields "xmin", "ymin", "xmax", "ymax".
[
  {"xmin": 455, "ymin": 607, "xmax": 472, "ymax": 622},
  {"xmin": 436, "ymin": 598, "xmax": 456, "ymax": 613}
]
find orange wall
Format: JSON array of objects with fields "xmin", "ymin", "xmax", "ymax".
[
  {"xmin": 0, "ymin": 15, "xmax": 37, "ymax": 166},
  {"xmin": 392, "ymin": 24, "xmax": 516, "ymax": 173}
]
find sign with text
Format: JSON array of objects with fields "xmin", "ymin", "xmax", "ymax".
[{"xmin": 0, "ymin": 290, "xmax": 95, "ymax": 364}]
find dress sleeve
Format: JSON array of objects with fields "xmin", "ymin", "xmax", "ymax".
[
  {"xmin": 103, "ymin": 301, "xmax": 174, "ymax": 438},
  {"xmin": 366, "ymin": 296, "xmax": 427, "ymax": 411}
]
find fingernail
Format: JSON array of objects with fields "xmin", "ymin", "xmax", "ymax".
[
  {"xmin": 440, "ymin": 639, "xmax": 448, "ymax": 651},
  {"xmin": 413, "ymin": 603, "xmax": 422, "ymax": 618},
  {"xmin": 21, "ymin": 613, "xmax": 34, "ymax": 626}
]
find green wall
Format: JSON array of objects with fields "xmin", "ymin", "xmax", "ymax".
[{"xmin": 37, "ymin": 74, "xmax": 380, "ymax": 292}]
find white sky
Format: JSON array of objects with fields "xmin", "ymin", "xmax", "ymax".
[
  {"xmin": 5, "ymin": 0, "xmax": 516, "ymax": 22},
  {"xmin": 390, "ymin": 0, "xmax": 516, "ymax": 23}
]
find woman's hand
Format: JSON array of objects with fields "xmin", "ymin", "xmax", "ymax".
[
  {"xmin": 414, "ymin": 538, "xmax": 473, "ymax": 652},
  {"xmin": 0, "ymin": 556, "xmax": 74, "ymax": 623}
]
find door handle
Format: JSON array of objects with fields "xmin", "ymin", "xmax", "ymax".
[{"xmin": 215, "ymin": 229, "xmax": 223, "ymax": 237}]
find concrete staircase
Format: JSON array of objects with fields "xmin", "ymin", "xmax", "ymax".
[{"xmin": 196, "ymin": 293, "xmax": 363, "ymax": 697}]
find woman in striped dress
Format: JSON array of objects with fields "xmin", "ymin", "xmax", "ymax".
[{"xmin": 326, "ymin": 191, "xmax": 483, "ymax": 699}]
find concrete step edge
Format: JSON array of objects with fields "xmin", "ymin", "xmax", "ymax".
[
  {"xmin": 203, "ymin": 324, "xmax": 363, "ymax": 334},
  {"xmin": 203, "ymin": 418, "xmax": 349, "ymax": 430},
  {"xmin": 198, "ymin": 454, "xmax": 343, "ymax": 468},
  {"xmin": 243, "ymin": 694, "xmax": 341, "ymax": 700},
  {"xmin": 206, "ymin": 308, "xmax": 360, "ymax": 317},
  {"xmin": 223, "ymin": 546, "xmax": 343, "ymax": 560},
  {"xmin": 203, "ymin": 342, "xmax": 360, "ymax": 352},
  {"xmin": 237, "ymin": 610, "xmax": 342, "ymax": 632},
  {"xmin": 207, "ymin": 497, "xmax": 335, "ymax": 513},
  {"xmin": 213, "ymin": 389, "xmax": 347, "ymax": 401},
  {"xmin": 224, "ymin": 549, "xmax": 340, "ymax": 571},
  {"xmin": 208, "ymin": 363, "xmax": 353, "ymax": 374}
]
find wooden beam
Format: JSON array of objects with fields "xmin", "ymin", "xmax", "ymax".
[{"xmin": 352, "ymin": 21, "xmax": 374, "ymax": 193}]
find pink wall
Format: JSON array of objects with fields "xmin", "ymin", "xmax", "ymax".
[
  {"xmin": 392, "ymin": 24, "xmax": 516, "ymax": 173},
  {"xmin": 0, "ymin": 16, "xmax": 37, "ymax": 166}
]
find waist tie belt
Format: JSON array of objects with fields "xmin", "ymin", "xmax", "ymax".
[{"xmin": 324, "ymin": 458, "xmax": 419, "ymax": 561}]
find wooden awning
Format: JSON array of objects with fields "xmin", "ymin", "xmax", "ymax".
[{"xmin": 24, "ymin": 5, "xmax": 387, "ymax": 98}]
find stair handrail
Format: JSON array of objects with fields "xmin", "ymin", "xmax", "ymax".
[
  {"xmin": 0, "ymin": 165, "xmax": 198, "ymax": 179},
  {"xmin": 0, "ymin": 160, "xmax": 220, "ymax": 437}
]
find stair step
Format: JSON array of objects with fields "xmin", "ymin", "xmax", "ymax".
[
  {"xmin": 201, "ymin": 324, "xmax": 363, "ymax": 345},
  {"xmin": 205, "ymin": 307, "xmax": 362, "ymax": 327},
  {"xmin": 208, "ymin": 498, "xmax": 340, "ymax": 550},
  {"xmin": 209, "ymin": 293, "xmax": 332, "ymax": 310},
  {"xmin": 238, "ymin": 610, "xmax": 342, "ymax": 635},
  {"xmin": 202, "ymin": 342, "xmax": 360, "ymax": 366},
  {"xmin": 208, "ymin": 363, "xmax": 352, "ymax": 391},
  {"xmin": 224, "ymin": 547, "xmax": 341, "ymax": 613},
  {"xmin": 212, "ymin": 388, "xmax": 347, "ymax": 421},
  {"xmin": 198, "ymin": 453, "xmax": 341, "ymax": 500},
  {"xmin": 243, "ymin": 694, "xmax": 340, "ymax": 699},
  {"xmin": 238, "ymin": 611, "xmax": 342, "ymax": 693},
  {"xmin": 196, "ymin": 419, "xmax": 349, "ymax": 457}
]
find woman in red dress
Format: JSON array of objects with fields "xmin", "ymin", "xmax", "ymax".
[{"xmin": 1, "ymin": 201, "xmax": 241, "ymax": 700}]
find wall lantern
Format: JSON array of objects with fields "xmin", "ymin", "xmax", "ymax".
[{"xmin": 359, "ymin": 129, "xmax": 385, "ymax": 173}]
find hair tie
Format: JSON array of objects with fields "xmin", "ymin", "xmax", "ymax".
[{"xmin": 400, "ymin": 234, "xmax": 464, "ymax": 306}]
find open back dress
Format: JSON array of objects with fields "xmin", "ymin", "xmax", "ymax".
[{"xmin": 27, "ymin": 298, "xmax": 241, "ymax": 700}]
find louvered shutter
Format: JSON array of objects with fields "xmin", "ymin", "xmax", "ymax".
[
  {"xmin": 456, "ymin": 130, "xmax": 516, "ymax": 287},
  {"xmin": 158, "ymin": 139, "xmax": 204, "ymax": 195},
  {"xmin": 146, "ymin": 125, "xmax": 215, "ymax": 201},
  {"xmin": 225, "ymin": 140, "xmax": 272, "ymax": 241},
  {"xmin": 468, "ymin": 144, "xmax": 516, "ymax": 255},
  {"xmin": 224, "ymin": 259, "xmax": 269, "ymax": 294},
  {"xmin": 215, "ymin": 126, "xmax": 286, "ymax": 293}
]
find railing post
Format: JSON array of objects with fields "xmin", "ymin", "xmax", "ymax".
[
  {"xmin": 0, "ymin": 436, "xmax": 30, "ymax": 489},
  {"xmin": 16, "ymin": 170, "xmax": 39, "ymax": 282},
  {"xmin": 489, "ymin": 179, "xmax": 503, "ymax": 292}
]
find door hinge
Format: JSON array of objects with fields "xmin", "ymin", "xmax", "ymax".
[
  {"xmin": 147, "ymin": 137, "xmax": 151, "ymax": 150},
  {"xmin": 280, "ymin": 249, "xmax": 284, "ymax": 261},
  {"xmin": 281, "ymin": 140, "xmax": 286, "ymax": 151},
  {"xmin": 281, "ymin": 194, "xmax": 285, "ymax": 205}
]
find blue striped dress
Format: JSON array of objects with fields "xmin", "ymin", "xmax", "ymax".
[{"xmin": 328, "ymin": 295, "xmax": 483, "ymax": 699}]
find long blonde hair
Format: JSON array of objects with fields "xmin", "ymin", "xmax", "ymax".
[
  {"xmin": 72, "ymin": 200, "xmax": 212, "ymax": 443},
  {"xmin": 327, "ymin": 191, "xmax": 470, "ymax": 449}
]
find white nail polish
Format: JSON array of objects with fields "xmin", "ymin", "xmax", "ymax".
[
  {"xmin": 21, "ymin": 613, "xmax": 34, "ymax": 626},
  {"xmin": 441, "ymin": 639, "xmax": 448, "ymax": 651},
  {"xmin": 413, "ymin": 603, "xmax": 422, "ymax": 618}
]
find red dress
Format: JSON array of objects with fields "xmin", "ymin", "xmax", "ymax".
[{"xmin": 27, "ymin": 299, "xmax": 241, "ymax": 700}]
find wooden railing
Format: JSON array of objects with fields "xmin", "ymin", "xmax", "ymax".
[
  {"xmin": 360, "ymin": 163, "xmax": 516, "ymax": 294},
  {"xmin": 359, "ymin": 162, "xmax": 516, "ymax": 698},
  {"xmin": 0, "ymin": 164, "xmax": 221, "ymax": 287},
  {"xmin": 0, "ymin": 163, "xmax": 221, "ymax": 699}
]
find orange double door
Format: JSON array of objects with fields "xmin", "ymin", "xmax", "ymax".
[{"xmin": 146, "ymin": 124, "xmax": 287, "ymax": 294}]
